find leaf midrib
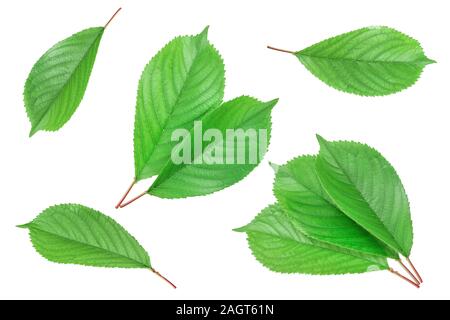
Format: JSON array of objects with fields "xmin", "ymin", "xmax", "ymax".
[
  {"xmin": 31, "ymin": 29, "xmax": 104, "ymax": 134},
  {"xmin": 298, "ymin": 53, "xmax": 430, "ymax": 66},
  {"xmin": 28, "ymin": 224, "xmax": 149, "ymax": 268}
]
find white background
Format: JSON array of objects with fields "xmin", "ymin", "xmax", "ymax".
[{"xmin": 0, "ymin": 0, "xmax": 448, "ymax": 300}]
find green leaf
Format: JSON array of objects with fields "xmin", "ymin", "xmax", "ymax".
[
  {"xmin": 235, "ymin": 204, "xmax": 389, "ymax": 275},
  {"xmin": 19, "ymin": 204, "xmax": 151, "ymax": 269},
  {"xmin": 148, "ymin": 96, "xmax": 277, "ymax": 199},
  {"xmin": 134, "ymin": 27, "xmax": 225, "ymax": 181},
  {"xmin": 316, "ymin": 135, "xmax": 413, "ymax": 257},
  {"xmin": 275, "ymin": 26, "xmax": 435, "ymax": 96},
  {"xmin": 24, "ymin": 27, "xmax": 104, "ymax": 136},
  {"xmin": 273, "ymin": 155, "xmax": 397, "ymax": 259}
]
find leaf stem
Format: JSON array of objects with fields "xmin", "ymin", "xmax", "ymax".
[
  {"xmin": 398, "ymin": 259, "xmax": 420, "ymax": 285},
  {"xmin": 406, "ymin": 257, "xmax": 423, "ymax": 284},
  {"xmin": 151, "ymin": 268, "xmax": 176, "ymax": 289},
  {"xmin": 389, "ymin": 268, "xmax": 420, "ymax": 289},
  {"xmin": 104, "ymin": 7, "xmax": 122, "ymax": 29},
  {"xmin": 115, "ymin": 179, "xmax": 136, "ymax": 209},
  {"xmin": 119, "ymin": 191, "xmax": 147, "ymax": 208},
  {"xmin": 267, "ymin": 46, "xmax": 296, "ymax": 54}
]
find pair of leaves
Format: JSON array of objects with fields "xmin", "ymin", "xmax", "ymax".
[
  {"xmin": 24, "ymin": 9, "xmax": 121, "ymax": 136},
  {"xmin": 237, "ymin": 135, "xmax": 414, "ymax": 275},
  {"xmin": 149, "ymin": 96, "xmax": 277, "ymax": 198},
  {"xmin": 130, "ymin": 27, "xmax": 278, "ymax": 200},
  {"xmin": 19, "ymin": 204, "xmax": 176, "ymax": 288},
  {"xmin": 270, "ymin": 26, "xmax": 435, "ymax": 96}
]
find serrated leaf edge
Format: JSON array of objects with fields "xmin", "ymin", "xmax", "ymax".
[
  {"xmin": 24, "ymin": 27, "xmax": 105, "ymax": 137},
  {"xmin": 133, "ymin": 26, "xmax": 226, "ymax": 181},
  {"xmin": 19, "ymin": 204, "xmax": 151, "ymax": 269},
  {"xmin": 295, "ymin": 26, "xmax": 436, "ymax": 97}
]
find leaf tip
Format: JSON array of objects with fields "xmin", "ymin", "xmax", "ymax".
[
  {"xmin": 195, "ymin": 26, "xmax": 210, "ymax": 49},
  {"xmin": 269, "ymin": 162, "xmax": 280, "ymax": 173},
  {"xmin": 233, "ymin": 226, "xmax": 247, "ymax": 233},
  {"xmin": 316, "ymin": 134, "xmax": 327, "ymax": 145},
  {"xmin": 266, "ymin": 98, "xmax": 280, "ymax": 108},
  {"xmin": 425, "ymin": 57, "xmax": 437, "ymax": 65},
  {"xmin": 259, "ymin": 98, "xmax": 279, "ymax": 113},
  {"xmin": 17, "ymin": 223, "xmax": 31, "ymax": 229},
  {"xmin": 29, "ymin": 126, "xmax": 39, "ymax": 138},
  {"xmin": 199, "ymin": 26, "xmax": 210, "ymax": 38}
]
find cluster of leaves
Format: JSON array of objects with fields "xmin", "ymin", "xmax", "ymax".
[
  {"xmin": 118, "ymin": 27, "xmax": 278, "ymax": 205},
  {"xmin": 236, "ymin": 135, "xmax": 415, "ymax": 278},
  {"xmin": 269, "ymin": 26, "xmax": 435, "ymax": 96}
]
